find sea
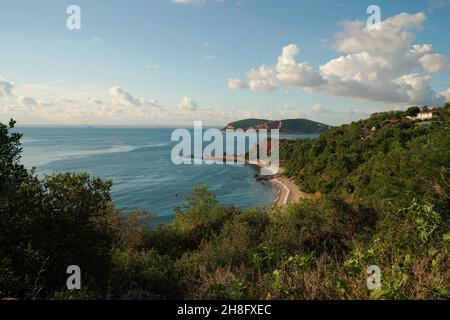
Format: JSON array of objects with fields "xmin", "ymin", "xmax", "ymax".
[{"xmin": 17, "ymin": 126, "xmax": 318, "ymax": 224}]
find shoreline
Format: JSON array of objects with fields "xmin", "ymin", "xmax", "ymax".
[
  {"xmin": 236, "ymin": 157, "xmax": 309, "ymax": 207},
  {"xmin": 268, "ymin": 175, "xmax": 309, "ymax": 207},
  {"xmin": 193, "ymin": 155, "xmax": 308, "ymax": 208},
  {"xmin": 247, "ymin": 160, "xmax": 309, "ymax": 207}
]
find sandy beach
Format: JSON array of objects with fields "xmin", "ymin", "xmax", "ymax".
[
  {"xmin": 245, "ymin": 159, "xmax": 309, "ymax": 207},
  {"xmin": 197, "ymin": 155, "xmax": 308, "ymax": 207},
  {"xmin": 269, "ymin": 176, "xmax": 309, "ymax": 207}
]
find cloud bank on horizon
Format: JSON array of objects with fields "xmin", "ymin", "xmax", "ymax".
[
  {"xmin": 0, "ymin": 6, "xmax": 449, "ymax": 126},
  {"xmin": 0, "ymin": 81, "xmax": 269, "ymax": 126},
  {"xmin": 229, "ymin": 12, "xmax": 450, "ymax": 107}
]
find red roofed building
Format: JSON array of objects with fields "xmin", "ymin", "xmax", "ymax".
[{"xmin": 386, "ymin": 118, "xmax": 401, "ymax": 124}]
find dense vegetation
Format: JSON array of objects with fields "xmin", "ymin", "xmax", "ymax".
[
  {"xmin": 225, "ymin": 118, "xmax": 331, "ymax": 133},
  {"xmin": 226, "ymin": 118, "xmax": 271, "ymax": 129},
  {"xmin": 1, "ymin": 104, "xmax": 449, "ymax": 300}
]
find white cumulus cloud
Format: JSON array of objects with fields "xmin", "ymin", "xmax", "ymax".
[
  {"xmin": 177, "ymin": 96, "xmax": 198, "ymax": 111},
  {"xmin": 419, "ymin": 53, "xmax": 450, "ymax": 74},
  {"xmin": 109, "ymin": 86, "xmax": 161, "ymax": 109},
  {"xmin": 275, "ymin": 44, "xmax": 325, "ymax": 87},
  {"xmin": 229, "ymin": 12, "xmax": 448, "ymax": 106},
  {"xmin": 247, "ymin": 65, "xmax": 278, "ymax": 91},
  {"xmin": 227, "ymin": 78, "xmax": 248, "ymax": 90}
]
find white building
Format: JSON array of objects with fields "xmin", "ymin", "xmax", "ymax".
[{"xmin": 408, "ymin": 109, "xmax": 441, "ymax": 121}]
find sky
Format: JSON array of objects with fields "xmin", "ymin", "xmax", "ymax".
[{"xmin": 0, "ymin": 0, "xmax": 449, "ymax": 126}]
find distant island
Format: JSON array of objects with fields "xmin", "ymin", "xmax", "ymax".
[{"xmin": 223, "ymin": 118, "xmax": 331, "ymax": 133}]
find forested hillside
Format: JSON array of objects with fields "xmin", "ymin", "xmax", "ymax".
[
  {"xmin": 224, "ymin": 118, "xmax": 331, "ymax": 133},
  {"xmin": 0, "ymin": 105, "xmax": 449, "ymax": 300},
  {"xmin": 280, "ymin": 105, "xmax": 450, "ymax": 214}
]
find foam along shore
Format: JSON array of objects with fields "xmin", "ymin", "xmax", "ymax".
[
  {"xmin": 243, "ymin": 158, "xmax": 309, "ymax": 207},
  {"xmin": 193, "ymin": 155, "xmax": 308, "ymax": 207}
]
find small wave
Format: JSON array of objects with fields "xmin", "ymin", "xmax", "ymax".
[
  {"xmin": 141, "ymin": 143, "xmax": 168, "ymax": 148},
  {"xmin": 22, "ymin": 138, "xmax": 45, "ymax": 144},
  {"xmin": 24, "ymin": 145, "xmax": 141, "ymax": 167},
  {"xmin": 24, "ymin": 142, "xmax": 171, "ymax": 168},
  {"xmin": 53, "ymin": 145, "xmax": 141, "ymax": 160}
]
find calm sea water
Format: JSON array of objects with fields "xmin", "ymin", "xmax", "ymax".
[{"xmin": 17, "ymin": 127, "xmax": 317, "ymax": 224}]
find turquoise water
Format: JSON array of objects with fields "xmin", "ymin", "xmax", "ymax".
[
  {"xmin": 17, "ymin": 127, "xmax": 317, "ymax": 223},
  {"xmin": 17, "ymin": 127, "xmax": 272, "ymax": 223}
]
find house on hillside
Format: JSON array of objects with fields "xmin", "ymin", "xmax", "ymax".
[
  {"xmin": 362, "ymin": 126, "xmax": 377, "ymax": 140},
  {"xmin": 416, "ymin": 109, "xmax": 440, "ymax": 120},
  {"xmin": 386, "ymin": 118, "xmax": 401, "ymax": 124},
  {"xmin": 408, "ymin": 109, "xmax": 441, "ymax": 121}
]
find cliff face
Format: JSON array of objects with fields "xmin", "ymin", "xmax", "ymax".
[{"xmin": 223, "ymin": 118, "xmax": 331, "ymax": 134}]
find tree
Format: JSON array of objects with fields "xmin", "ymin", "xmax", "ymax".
[
  {"xmin": 0, "ymin": 120, "xmax": 122, "ymax": 299},
  {"xmin": 0, "ymin": 119, "xmax": 28, "ymax": 197},
  {"xmin": 404, "ymin": 106, "xmax": 420, "ymax": 117}
]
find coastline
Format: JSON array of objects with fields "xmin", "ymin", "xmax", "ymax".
[
  {"xmin": 238, "ymin": 157, "xmax": 309, "ymax": 207},
  {"xmin": 193, "ymin": 155, "xmax": 308, "ymax": 208},
  {"xmin": 268, "ymin": 175, "xmax": 309, "ymax": 207},
  {"xmin": 244, "ymin": 159, "xmax": 309, "ymax": 207}
]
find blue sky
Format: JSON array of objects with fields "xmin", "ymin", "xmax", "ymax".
[{"xmin": 0, "ymin": 0, "xmax": 449, "ymax": 126}]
